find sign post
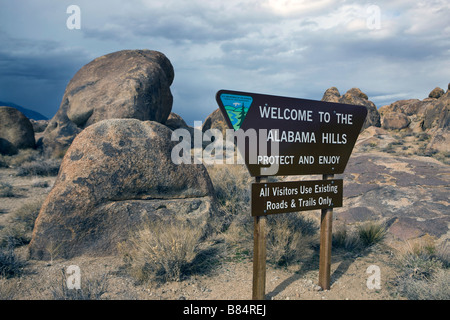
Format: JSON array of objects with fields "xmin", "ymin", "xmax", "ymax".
[
  {"xmin": 318, "ymin": 174, "xmax": 334, "ymax": 290},
  {"xmin": 252, "ymin": 177, "xmax": 267, "ymax": 300},
  {"xmin": 215, "ymin": 89, "xmax": 367, "ymax": 299}
]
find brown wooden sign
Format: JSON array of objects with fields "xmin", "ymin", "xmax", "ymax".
[
  {"xmin": 251, "ymin": 179, "xmax": 343, "ymax": 216},
  {"xmin": 214, "ymin": 89, "xmax": 367, "ymax": 299},
  {"xmin": 216, "ymin": 90, "xmax": 368, "ymax": 176}
]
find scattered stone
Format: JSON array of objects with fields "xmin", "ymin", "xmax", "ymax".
[{"xmin": 0, "ymin": 106, "xmax": 35, "ymax": 155}]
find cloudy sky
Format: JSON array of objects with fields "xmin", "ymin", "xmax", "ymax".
[{"xmin": 0, "ymin": 0, "xmax": 449, "ymax": 124}]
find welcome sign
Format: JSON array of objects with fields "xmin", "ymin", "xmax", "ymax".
[
  {"xmin": 215, "ymin": 89, "xmax": 368, "ymax": 298},
  {"xmin": 216, "ymin": 90, "xmax": 368, "ymax": 176}
]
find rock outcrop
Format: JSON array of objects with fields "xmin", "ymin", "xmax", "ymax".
[
  {"xmin": 29, "ymin": 119, "xmax": 217, "ymax": 260},
  {"xmin": 379, "ymin": 84, "xmax": 449, "ymax": 153},
  {"xmin": 322, "ymin": 87, "xmax": 381, "ymax": 130},
  {"xmin": 42, "ymin": 50, "xmax": 174, "ymax": 156},
  {"xmin": 382, "ymin": 111, "xmax": 410, "ymax": 130},
  {"xmin": 202, "ymin": 108, "xmax": 228, "ymax": 136},
  {"xmin": 335, "ymin": 153, "xmax": 450, "ymax": 243},
  {"xmin": 0, "ymin": 106, "xmax": 35, "ymax": 155},
  {"xmin": 164, "ymin": 112, "xmax": 189, "ymax": 131}
]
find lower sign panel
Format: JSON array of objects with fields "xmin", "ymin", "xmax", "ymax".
[{"xmin": 251, "ymin": 179, "xmax": 343, "ymax": 216}]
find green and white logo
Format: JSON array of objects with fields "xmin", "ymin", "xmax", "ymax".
[{"xmin": 220, "ymin": 93, "xmax": 253, "ymax": 130}]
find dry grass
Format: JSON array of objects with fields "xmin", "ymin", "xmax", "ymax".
[
  {"xmin": 0, "ymin": 182, "xmax": 16, "ymax": 198},
  {"xmin": 120, "ymin": 219, "xmax": 204, "ymax": 283},
  {"xmin": 0, "ymin": 200, "xmax": 43, "ymax": 248},
  {"xmin": 50, "ymin": 268, "xmax": 109, "ymax": 300},
  {"xmin": 0, "ymin": 277, "xmax": 19, "ymax": 300},
  {"xmin": 332, "ymin": 221, "xmax": 387, "ymax": 251},
  {"xmin": 206, "ymin": 164, "xmax": 252, "ymax": 220},
  {"xmin": 391, "ymin": 239, "xmax": 450, "ymax": 299},
  {"xmin": 266, "ymin": 213, "xmax": 319, "ymax": 266},
  {"xmin": 0, "ymin": 246, "xmax": 27, "ymax": 279}
]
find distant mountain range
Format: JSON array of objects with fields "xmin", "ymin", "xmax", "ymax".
[{"xmin": 0, "ymin": 101, "xmax": 48, "ymax": 120}]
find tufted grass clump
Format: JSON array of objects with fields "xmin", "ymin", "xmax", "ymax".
[
  {"xmin": 392, "ymin": 240, "xmax": 450, "ymax": 299},
  {"xmin": 0, "ymin": 200, "xmax": 43, "ymax": 248},
  {"xmin": 357, "ymin": 221, "xmax": 387, "ymax": 247},
  {"xmin": 16, "ymin": 158, "xmax": 61, "ymax": 176},
  {"xmin": 121, "ymin": 219, "xmax": 203, "ymax": 283},
  {"xmin": 0, "ymin": 182, "xmax": 15, "ymax": 198},
  {"xmin": 0, "ymin": 245, "xmax": 26, "ymax": 278},
  {"xmin": 266, "ymin": 213, "xmax": 319, "ymax": 267},
  {"xmin": 332, "ymin": 221, "xmax": 386, "ymax": 251}
]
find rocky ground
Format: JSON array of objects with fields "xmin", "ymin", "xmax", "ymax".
[
  {"xmin": 1, "ymin": 144, "xmax": 448, "ymax": 300},
  {"xmin": 0, "ymin": 50, "xmax": 448, "ymax": 301}
]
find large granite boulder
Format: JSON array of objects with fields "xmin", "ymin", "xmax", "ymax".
[
  {"xmin": 29, "ymin": 119, "xmax": 218, "ymax": 260},
  {"xmin": 42, "ymin": 50, "xmax": 174, "ymax": 156},
  {"xmin": 382, "ymin": 111, "xmax": 410, "ymax": 130},
  {"xmin": 202, "ymin": 108, "xmax": 228, "ymax": 136},
  {"xmin": 0, "ymin": 106, "xmax": 35, "ymax": 155},
  {"xmin": 423, "ymin": 89, "xmax": 449, "ymax": 130},
  {"xmin": 322, "ymin": 87, "xmax": 381, "ymax": 130}
]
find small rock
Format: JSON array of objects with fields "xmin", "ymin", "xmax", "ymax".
[{"xmin": 428, "ymin": 87, "xmax": 445, "ymax": 99}]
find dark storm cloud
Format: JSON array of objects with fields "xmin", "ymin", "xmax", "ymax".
[
  {"xmin": 0, "ymin": 33, "xmax": 92, "ymax": 118},
  {"xmin": 0, "ymin": 0, "xmax": 449, "ymax": 123}
]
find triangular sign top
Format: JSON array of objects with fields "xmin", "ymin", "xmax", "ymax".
[{"xmin": 219, "ymin": 93, "xmax": 253, "ymax": 130}]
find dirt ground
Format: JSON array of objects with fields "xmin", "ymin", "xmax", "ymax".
[
  {"xmin": 1, "ymin": 166, "xmax": 404, "ymax": 301},
  {"xmin": 7, "ymin": 247, "xmax": 398, "ymax": 300}
]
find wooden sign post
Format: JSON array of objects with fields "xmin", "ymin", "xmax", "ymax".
[
  {"xmin": 318, "ymin": 174, "xmax": 334, "ymax": 290},
  {"xmin": 215, "ymin": 90, "xmax": 367, "ymax": 299},
  {"xmin": 252, "ymin": 177, "xmax": 268, "ymax": 300}
]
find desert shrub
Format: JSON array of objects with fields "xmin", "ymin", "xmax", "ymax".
[
  {"xmin": 433, "ymin": 151, "xmax": 450, "ymax": 165},
  {"xmin": 0, "ymin": 182, "xmax": 15, "ymax": 197},
  {"xmin": 436, "ymin": 242, "xmax": 450, "ymax": 268},
  {"xmin": 0, "ymin": 225, "xmax": 29, "ymax": 249},
  {"xmin": 332, "ymin": 224, "xmax": 361, "ymax": 251},
  {"xmin": 16, "ymin": 158, "xmax": 61, "ymax": 176},
  {"xmin": 381, "ymin": 143, "xmax": 396, "ymax": 153},
  {"xmin": 0, "ymin": 277, "xmax": 18, "ymax": 300},
  {"xmin": 0, "ymin": 200, "xmax": 43, "ymax": 247},
  {"xmin": 391, "ymin": 140, "xmax": 405, "ymax": 145},
  {"xmin": 32, "ymin": 180, "xmax": 50, "ymax": 188},
  {"xmin": 0, "ymin": 245, "xmax": 26, "ymax": 278},
  {"xmin": 206, "ymin": 164, "xmax": 252, "ymax": 216},
  {"xmin": 333, "ymin": 222, "xmax": 386, "ymax": 252},
  {"xmin": 357, "ymin": 221, "xmax": 386, "ymax": 247},
  {"xmin": 392, "ymin": 240, "xmax": 450, "ymax": 299},
  {"xmin": 397, "ymin": 269, "xmax": 450, "ymax": 300},
  {"xmin": 51, "ymin": 268, "xmax": 109, "ymax": 300},
  {"xmin": 266, "ymin": 213, "xmax": 319, "ymax": 266},
  {"xmin": 224, "ymin": 212, "xmax": 319, "ymax": 266},
  {"xmin": 121, "ymin": 219, "xmax": 204, "ymax": 283},
  {"xmin": 0, "ymin": 149, "xmax": 41, "ymax": 168},
  {"xmin": 0, "ymin": 158, "xmax": 7, "ymax": 168},
  {"xmin": 416, "ymin": 133, "xmax": 430, "ymax": 141},
  {"xmin": 10, "ymin": 200, "xmax": 42, "ymax": 233}
]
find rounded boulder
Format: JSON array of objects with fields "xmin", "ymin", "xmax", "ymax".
[{"xmin": 29, "ymin": 119, "xmax": 217, "ymax": 260}]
